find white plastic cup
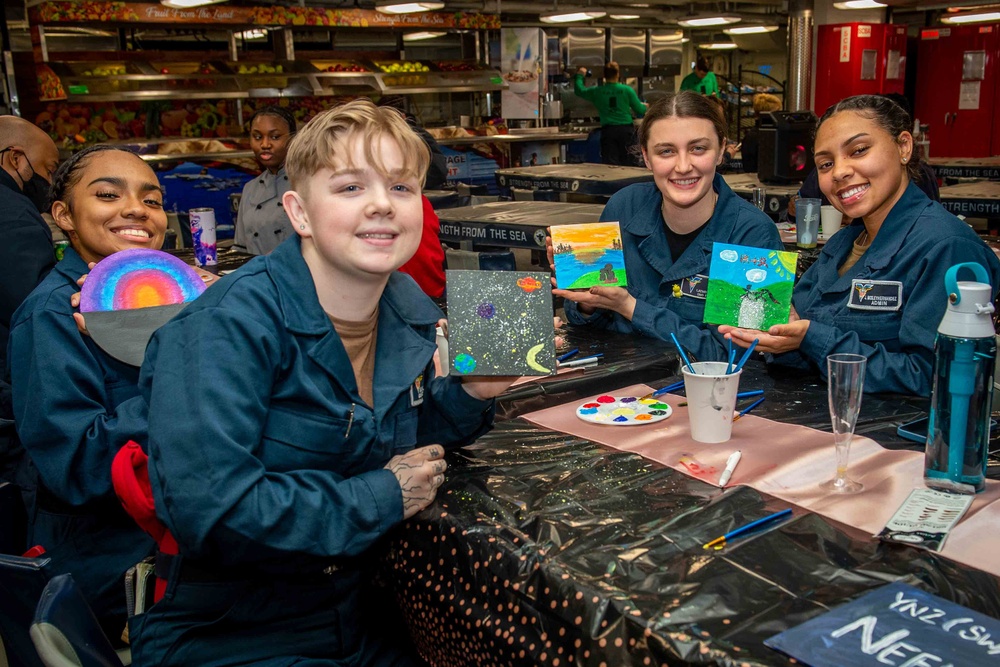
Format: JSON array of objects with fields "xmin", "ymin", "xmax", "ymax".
[
  {"xmin": 681, "ymin": 361, "xmax": 743, "ymax": 443},
  {"xmin": 435, "ymin": 326, "xmax": 449, "ymax": 377},
  {"xmin": 821, "ymin": 205, "xmax": 842, "ymax": 239}
]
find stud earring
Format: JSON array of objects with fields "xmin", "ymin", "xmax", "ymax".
[{"xmin": 299, "ymin": 224, "xmax": 305, "ymax": 230}]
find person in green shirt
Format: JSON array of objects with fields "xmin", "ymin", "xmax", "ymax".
[
  {"xmin": 679, "ymin": 57, "xmax": 720, "ymax": 97},
  {"xmin": 574, "ymin": 62, "xmax": 647, "ymax": 166}
]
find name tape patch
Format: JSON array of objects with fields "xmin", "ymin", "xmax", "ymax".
[{"xmin": 849, "ymin": 279, "xmax": 902, "ymax": 311}]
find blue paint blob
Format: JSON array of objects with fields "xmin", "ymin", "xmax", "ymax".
[
  {"xmin": 454, "ymin": 353, "xmax": 477, "ymax": 374},
  {"xmin": 476, "ymin": 303, "xmax": 496, "ymax": 319},
  {"xmin": 613, "ymin": 416, "xmax": 629, "ymax": 422},
  {"xmin": 579, "ymin": 407, "xmax": 599, "ymax": 415}
]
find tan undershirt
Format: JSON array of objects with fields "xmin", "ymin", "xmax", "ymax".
[
  {"xmin": 327, "ymin": 307, "xmax": 379, "ymax": 407},
  {"xmin": 837, "ymin": 230, "xmax": 871, "ymax": 277}
]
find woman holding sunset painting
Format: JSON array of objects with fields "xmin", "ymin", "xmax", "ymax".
[{"xmin": 549, "ymin": 91, "xmax": 782, "ymax": 363}]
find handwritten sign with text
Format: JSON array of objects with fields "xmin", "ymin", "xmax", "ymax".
[{"xmin": 765, "ymin": 582, "xmax": 1000, "ymax": 666}]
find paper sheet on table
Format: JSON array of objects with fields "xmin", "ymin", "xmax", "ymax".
[{"xmin": 521, "ymin": 383, "xmax": 1000, "ymax": 577}]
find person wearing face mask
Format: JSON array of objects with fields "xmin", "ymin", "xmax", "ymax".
[
  {"xmin": 234, "ymin": 105, "xmax": 296, "ymax": 255},
  {"xmin": 0, "ymin": 115, "xmax": 60, "ymax": 382}
]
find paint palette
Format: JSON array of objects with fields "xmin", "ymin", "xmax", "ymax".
[{"xmin": 576, "ymin": 395, "xmax": 672, "ymax": 426}]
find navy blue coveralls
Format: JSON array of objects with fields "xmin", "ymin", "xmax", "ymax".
[
  {"xmin": 565, "ymin": 173, "xmax": 784, "ymax": 362},
  {"xmin": 131, "ymin": 236, "xmax": 495, "ymax": 666},
  {"xmin": 8, "ymin": 247, "xmax": 155, "ymax": 639},
  {"xmin": 774, "ymin": 183, "xmax": 1000, "ymax": 395},
  {"xmin": 0, "ymin": 167, "xmax": 54, "ymax": 381}
]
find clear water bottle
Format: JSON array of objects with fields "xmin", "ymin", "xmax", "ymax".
[{"xmin": 925, "ymin": 263, "xmax": 996, "ymax": 494}]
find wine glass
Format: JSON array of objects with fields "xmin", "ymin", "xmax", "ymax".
[
  {"xmin": 751, "ymin": 187, "xmax": 766, "ymax": 212},
  {"xmin": 820, "ymin": 353, "xmax": 867, "ymax": 494}
]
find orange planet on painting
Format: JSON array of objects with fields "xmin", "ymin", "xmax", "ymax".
[{"xmin": 516, "ymin": 276, "xmax": 542, "ymax": 293}]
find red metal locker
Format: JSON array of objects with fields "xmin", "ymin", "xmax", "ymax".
[
  {"xmin": 915, "ymin": 25, "xmax": 999, "ymax": 158},
  {"xmin": 814, "ymin": 23, "xmax": 907, "ymax": 116}
]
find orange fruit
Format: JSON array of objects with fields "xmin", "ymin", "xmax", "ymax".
[{"xmin": 102, "ymin": 120, "xmax": 119, "ymax": 139}]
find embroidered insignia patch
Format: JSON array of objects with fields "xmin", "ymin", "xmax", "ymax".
[
  {"xmin": 410, "ymin": 373, "xmax": 425, "ymax": 406},
  {"xmin": 680, "ymin": 274, "xmax": 709, "ymax": 300}
]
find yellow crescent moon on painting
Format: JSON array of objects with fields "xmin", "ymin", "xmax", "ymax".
[{"xmin": 526, "ymin": 342, "xmax": 551, "ymax": 373}]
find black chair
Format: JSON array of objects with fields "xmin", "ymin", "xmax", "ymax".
[
  {"xmin": 0, "ymin": 553, "xmax": 51, "ymax": 667},
  {"xmin": 31, "ymin": 574, "xmax": 125, "ymax": 667}
]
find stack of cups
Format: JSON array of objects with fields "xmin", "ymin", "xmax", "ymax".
[{"xmin": 682, "ymin": 362, "xmax": 743, "ymax": 443}]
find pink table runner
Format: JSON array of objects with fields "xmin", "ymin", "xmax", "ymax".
[{"xmin": 521, "ymin": 384, "xmax": 1000, "ymax": 577}]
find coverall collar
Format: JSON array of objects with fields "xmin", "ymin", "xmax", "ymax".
[{"xmin": 265, "ymin": 234, "xmax": 442, "ymax": 334}]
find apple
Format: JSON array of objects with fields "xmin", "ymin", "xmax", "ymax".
[{"xmin": 160, "ymin": 67, "xmax": 170, "ymax": 74}]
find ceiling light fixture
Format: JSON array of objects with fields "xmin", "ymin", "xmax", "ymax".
[
  {"xmin": 698, "ymin": 41, "xmax": 738, "ymax": 49},
  {"xmin": 724, "ymin": 25, "xmax": 779, "ymax": 34},
  {"xmin": 610, "ymin": 14, "xmax": 641, "ymax": 19},
  {"xmin": 678, "ymin": 15, "xmax": 741, "ymax": 27},
  {"xmin": 403, "ymin": 31, "xmax": 446, "ymax": 40},
  {"xmin": 375, "ymin": 1, "xmax": 445, "ymax": 14},
  {"xmin": 942, "ymin": 10, "xmax": 1000, "ymax": 23},
  {"xmin": 160, "ymin": 0, "xmax": 226, "ymax": 8},
  {"xmin": 832, "ymin": 0, "xmax": 887, "ymax": 9},
  {"xmin": 540, "ymin": 10, "xmax": 606, "ymax": 23}
]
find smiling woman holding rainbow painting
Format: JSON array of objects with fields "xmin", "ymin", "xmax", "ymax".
[
  {"xmin": 551, "ymin": 91, "xmax": 782, "ymax": 364},
  {"xmin": 721, "ymin": 95, "xmax": 1000, "ymax": 396},
  {"xmin": 8, "ymin": 145, "xmax": 164, "ymax": 641}
]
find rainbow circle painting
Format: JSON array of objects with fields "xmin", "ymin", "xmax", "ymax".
[
  {"xmin": 576, "ymin": 395, "xmax": 673, "ymax": 426},
  {"xmin": 80, "ymin": 248, "xmax": 206, "ymax": 313}
]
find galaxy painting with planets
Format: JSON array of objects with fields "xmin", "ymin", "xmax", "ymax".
[
  {"xmin": 550, "ymin": 221, "xmax": 627, "ymax": 290},
  {"xmin": 445, "ymin": 270, "xmax": 555, "ymax": 377},
  {"xmin": 702, "ymin": 242, "xmax": 798, "ymax": 331}
]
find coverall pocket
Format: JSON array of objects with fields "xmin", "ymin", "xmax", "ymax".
[
  {"xmin": 841, "ymin": 312, "xmax": 901, "ymax": 342},
  {"xmin": 259, "ymin": 407, "xmax": 360, "ymax": 472}
]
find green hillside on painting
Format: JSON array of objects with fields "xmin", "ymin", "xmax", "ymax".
[
  {"xmin": 703, "ymin": 280, "xmax": 794, "ymax": 329},
  {"xmin": 566, "ymin": 268, "xmax": 628, "ymax": 290}
]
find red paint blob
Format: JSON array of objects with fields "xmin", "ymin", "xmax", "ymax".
[{"xmin": 596, "ymin": 395, "xmax": 616, "ymax": 403}]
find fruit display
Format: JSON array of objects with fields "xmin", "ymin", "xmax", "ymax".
[
  {"xmin": 243, "ymin": 96, "xmax": 357, "ymax": 126},
  {"xmin": 36, "ymin": 65, "xmax": 67, "ymax": 102},
  {"xmin": 75, "ymin": 64, "xmax": 128, "ymax": 76},
  {"xmin": 236, "ymin": 63, "xmax": 285, "ymax": 75},
  {"xmin": 34, "ymin": 99, "xmax": 237, "ymax": 145},
  {"xmin": 375, "ymin": 61, "xmax": 431, "ymax": 87},
  {"xmin": 435, "ymin": 61, "xmax": 484, "ymax": 72},
  {"xmin": 151, "ymin": 62, "xmax": 217, "ymax": 76},
  {"xmin": 314, "ymin": 61, "xmax": 368, "ymax": 73},
  {"xmin": 375, "ymin": 61, "xmax": 431, "ymax": 74}
]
